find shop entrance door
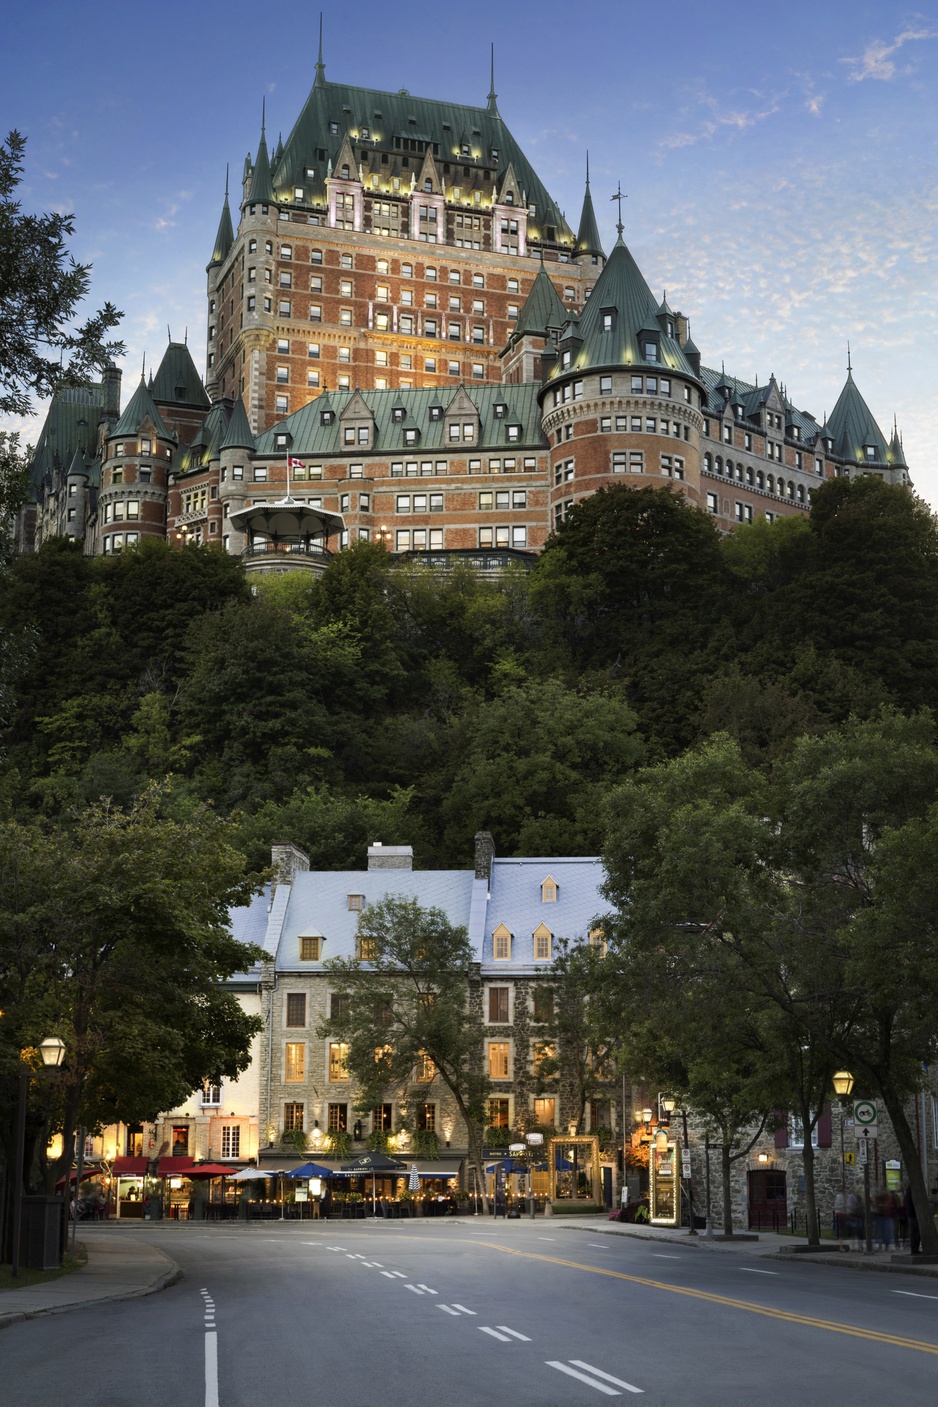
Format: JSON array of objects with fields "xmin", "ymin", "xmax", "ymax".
[{"xmin": 748, "ymin": 1169, "xmax": 787, "ymax": 1231}]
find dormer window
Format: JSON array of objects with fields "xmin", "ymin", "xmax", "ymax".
[
  {"xmin": 429, "ymin": 405, "xmax": 443, "ymax": 421},
  {"xmin": 493, "ymin": 402, "xmax": 507, "ymax": 419},
  {"xmin": 392, "ymin": 407, "xmax": 405, "ymax": 423},
  {"xmin": 347, "ymin": 893, "xmax": 364, "ymax": 911},
  {"xmin": 589, "ymin": 927, "xmax": 607, "ymax": 957},
  {"xmin": 300, "ymin": 936, "xmax": 323, "ymax": 960},
  {"xmin": 865, "ymin": 445, "xmax": 877, "ymax": 462},
  {"xmin": 533, "ymin": 923, "xmax": 553, "ymax": 961},
  {"xmin": 321, "ymin": 410, "xmax": 334, "ymax": 426},
  {"xmin": 493, "ymin": 923, "xmax": 512, "ymax": 960},
  {"xmin": 329, "ymin": 121, "xmax": 339, "ymax": 135},
  {"xmin": 404, "ymin": 428, "xmax": 419, "ymax": 445},
  {"xmin": 504, "ymin": 191, "xmax": 514, "ymax": 205},
  {"xmin": 601, "ymin": 310, "xmax": 615, "ymax": 332},
  {"xmin": 541, "ymin": 876, "xmax": 558, "ymax": 903},
  {"xmin": 643, "ymin": 340, "xmax": 659, "ymax": 363},
  {"xmin": 361, "ymin": 126, "xmax": 370, "ymax": 139}
]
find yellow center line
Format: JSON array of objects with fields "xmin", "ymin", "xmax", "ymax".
[{"xmin": 463, "ymin": 1241, "xmax": 938, "ymax": 1356}]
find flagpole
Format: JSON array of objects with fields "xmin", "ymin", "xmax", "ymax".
[{"xmin": 286, "ymin": 455, "xmax": 291, "ymax": 499}]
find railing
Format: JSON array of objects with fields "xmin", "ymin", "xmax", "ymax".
[
  {"xmin": 392, "ymin": 548, "xmax": 536, "ymax": 572},
  {"xmin": 242, "ymin": 541, "xmax": 332, "ymax": 561}
]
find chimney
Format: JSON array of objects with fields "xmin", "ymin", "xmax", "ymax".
[
  {"xmin": 474, "ymin": 830, "xmax": 495, "ymax": 881},
  {"xmin": 271, "ymin": 842, "xmax": 310, "ymax": 885},
  {"xmin": 367, "ymin": 841, "xmax": 413, "ymax": 871}
]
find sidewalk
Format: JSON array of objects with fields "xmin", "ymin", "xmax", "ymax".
[
  {"xmin": 546, "ymin": 1214, "xmax": 938, "ymax": 1276},
  {"xmin": 0, "ymin": 1234, "xmax": 180, "ymax": 1330}
]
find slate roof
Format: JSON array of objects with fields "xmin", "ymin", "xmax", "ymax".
[
  {"xmin": 266, "ymin": 74, "xmax": 572, "ymax": 242},
  {"xmin": 481, "ymin": 857, "xmax": 607, "ymax": 974},
  {"xmin": 254, "ymin": 383, "xmax": 546, "ymax": 458},
  {"xmin": 272, "ymin": 870, "xmax": 477, "ymax": 971}
]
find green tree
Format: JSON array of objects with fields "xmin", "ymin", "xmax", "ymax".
[
  {"xmin": 322, "ymin": 895, "xmax": 491, "ymax": 1211},
  {"xmin": 600, "ymin": 715, "xmax": 938, "ymax": 1249},
  {"xmin": 0, "ymin": 131, "xmax": 123, "ymax": 417},
  {"xmin": 0, "ymin": 788, "xmax": 264, "ymax": 1240}
]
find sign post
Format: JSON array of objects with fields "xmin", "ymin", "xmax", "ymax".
[{"xmin": 854, "ymin": 1101, "xmax": 877, "ymax": 1254}]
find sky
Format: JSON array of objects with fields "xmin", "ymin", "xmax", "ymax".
[{"xmin": 4, "ymin": 0, "xmax": 937, "ymax": 501}]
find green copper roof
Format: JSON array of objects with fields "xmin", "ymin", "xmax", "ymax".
[
  {"xmin": 111, "ymin": 377, "xmax": 171, "ymax": 439},
  {"xmin": 178, "ymin": 401, "xmax": 230, "ymax": 471},
  {"xmin": 27, "ymin": 385, "xmax": 106, "ymax": 492},
  {"xmin": 826, "ymin": 369, "xmax": 889, "ymax": 464},
  {"xmin": 210, "ymin": 187, "xmax": 234, "ymax": 265},
  {"xmin": 247, "ymin": 113, "xmax": 275, "ymax": 205},
  {"xmin": 255, "ymin": 383, "xmax": 545, "ymax": 457},
  {"xmin": 221, "ymin": 395, "xmax": 255, "ymax": 451},
  {"xmin": 270, "ymin": 76, "xmax": 572, "ymax": 241},
  {"xmin": 554, "ymin": 236, "xmax": 696, "ymax": 379},
  {"xmin": 511, "ymin": 265, "xmax": 568, "ymax": 340},
  {"xmin": 574, "ymin": 165, "xmax": 604, "ymax": 259},
  {"xmin": 888, "ymin": 423, "xmax": 907, "ymax": 468},
  {"xmin": 149, "ymin": 342, "xmax": 210, "ymax": 411}
]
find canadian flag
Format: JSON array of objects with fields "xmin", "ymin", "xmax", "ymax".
[{"xmin": 287, "ymin": 456, "xmax": 304, "ymax": 471}]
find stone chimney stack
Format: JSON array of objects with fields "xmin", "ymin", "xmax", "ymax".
[
  {"xmin": 367, "ymin": 841, "xmax": 413, "ymax": 871},
  {"xmin": 474, "ymin": 830, "xmax": 495, "ymax": 881},
  {"xmin": 271, "ymin": 842, "xmax": 310, "ymax": 885}
]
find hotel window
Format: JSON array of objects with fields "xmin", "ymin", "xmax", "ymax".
[
  {"xmin": 533, "ymin": 924, "xmax": 553, "ymax": 961},
  {"xmin": 532, "ymin": 988, "xmax": 554, "ymax": 1024},
  {"xmin": 340, "ymin": 308, "xmax": 352, "ymax": 325},
  {"xmin": 275, "ymin": 395, "xmax": 288, "ymax": 414},
  {"xmin": 338, "ymin": 347, "xmax": 351, "ymax": 362},
  {"xmin": 589, "ymin": 927, "xmax": 607, "ymax": 956},
  {"xmin": 329, "ymin": 1042, "xmax": 349, "ymax": 1081},
  {"xmin": 416, "ymin": 1102, "xmax": 436, "ymax": 1132},
  {"xmin": 472, "ymin": 363, "xmax": 484, "ymax": 380},
  {"xmin": 278, "ymin": 300, "xmax": 291, "ymax": 316},
  {"xmin": 541, "ymin": 876, "xmax": 557, "ymax": 902},
  {"xmin": 284, "ymin": 1043, "xmax": 306, "ymax": 1083},
  {"xmin": 373, "ymin": 1103, "xmax": 393, "ymax": 1132},
  {"xmin": 358, "ymin": 933, "xmax": 378, "ymax": 960},
  {"xmin": 533, "ymin": 1097, "xmax": 555, "ymax": 1126},
  {"xmin": 507, "ymin": 304, "xmax": 519, "ymax": 320},
  {"xmin": 310, "ymin": 304, "xmax": 322, "ymax": 321},
  {"xmin": 488, "ymin": 987, "xmax": 509, "ymax": 1023},
  {"xmin": 279, "ymin": 271, "xmax": 292, "ymax": 287},
  {"xmin": 299, "ymin": 936, "xmax": 322, "ymax": 960},
  {"xmin": 629, "ymin": 452, "xmax": 643, "ymax": 473},
  {"xmin": 492, "ymin": 923, "xmax": 512, "ymax": 960},
  {"xmin": 328, "ymin": 1103, "xmax": 348, "ymax": 1132},
  {"xmin": 488, "ymin": 1098, "xmax": 510, "ymax": 1128},
  {"xmin": 286, "ymin": 993, "xmax": 307, "ymax": 1027},
  {"xmin": 488, "ymin": 1042, "xmax": 510, "ymax": 1080},
  {"xmin": 341, "ymin": 254, "xmax": 353, "ymax": 269},
  {"xmin": 416, "ymin": 1050, "xmax": 436, "ymax": 1083},
  {"xmin": 254, "ymin": 467, "xmax": 268, "ymax": 482},
  {"xmin": 612, "ymin": 451, "xmax": 627, "ymax": 473},
  {"xmin": 283, "ymin": 1103, "xmax": 304, "ymax": 1133},
  {"xmin": 221, "ymin": 1126, "xmax": 240, "ymax": 1159},
  {"xmin": 201, "ymin": 1080, "xmax": 222, "ymax": 1106}
]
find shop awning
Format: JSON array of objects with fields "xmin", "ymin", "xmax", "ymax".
[
  {"xmin": 112, "ymin": 1157, "xmax": 148, "ymax": 1175},
  {"xmin": 55, "ymin": 1164, "xmax": 101, "ymax": 1187},
  {"xmin": 186, "ymin": 1164, "xmax": 237, "ymax": 1179},
  {"xmin": 401, "ymin": 1159, "xmax": 464, "ymax": 1179},
  {"xmin": 158, "ymin": 1156, "xmax": 196, "ymax": 1177}
]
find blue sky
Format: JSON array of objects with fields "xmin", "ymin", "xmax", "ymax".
[{"xmin": 4, "ymin": 1, "xmax": 937, "ymax": 501}]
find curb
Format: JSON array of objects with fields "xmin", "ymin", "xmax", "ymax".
[
  {"xmin": 0, "ymin": 1250, "xmax": 182, "ymax": 1331},
  {"xmin": 773, "ymin": 1251, "xmax": 938, "ymax": 1279}
]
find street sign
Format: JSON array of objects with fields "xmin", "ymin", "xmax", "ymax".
[
  {"xmin": 681, "ymin": 1150, "xmax": 691, "ymax": 1177},
  {"xmin": 844, "ymin": 1151, "xmax": 855, "ymax": 1167},
  {"xmin": 856, "ymin": 1124, "xmax": 879, "ymax": 1140},
  {"xmin": 859, "ymin": 1140, "xmax": 868, "ymax": 1165},
  {"xmin": 853, "ymin": 1099, "xmax": 877, "ymax": 1126}
]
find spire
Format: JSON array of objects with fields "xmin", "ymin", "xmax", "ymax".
[
  {"xmin": 221, "ymin": 395, "xmax": 255, "ymax": 452},
  {"xmin": 247, "ymin": 101, "xmax": 275, "ymax": 205},
  {"xmin": 847, "ymin": 341, "xmax": 853, "ymax": 376},
  {"xmin": 574, "ymin": 154, "xmax": 605, "ymax": 262},
  {"xmin": 611, "ymin": 182, "xmax": 625, "ymax": 240},
  {"xmin": 827, "ymin": 359, "xmax": 889, "ymax": 464},
  {"xmin": 210, "ymin": 166, "xmax": 234, "ymax": 265},
  {"xmin": 315, "ymin": 12, "xmax": 326, "ymax": 85},
  {"xmin": 487, "ymin": 43, "xmax": 499, "ymax": 115}
]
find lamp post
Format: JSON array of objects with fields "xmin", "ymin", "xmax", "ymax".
[
  {"xmin": 525, "ymin": 1131, "xmax": 543, "ymax": 1218},
  {"xmin": 12, "ymin": 1036, "xmax": 67, "ymax": 1278},
  {"xmin": 832, "ymin": 1070, "xmax": 855, "ymax": 1247}
]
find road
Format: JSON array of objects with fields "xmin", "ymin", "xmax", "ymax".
[{"xmin": 4, "ymin": 1221, "xmax": 938, "ymax": 1406}]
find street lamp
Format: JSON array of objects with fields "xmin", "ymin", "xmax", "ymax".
[
  {"xmin": 525, "ymin": 1132, "xmax": 543, "ymax": 1218},
  {"xmin": 12, "ymin": 1036, "xmax": 67, "ymax": 1278},
  {"xmin": 832, "ymin": 1070, "xmax": 855, "ymax": 1247}
]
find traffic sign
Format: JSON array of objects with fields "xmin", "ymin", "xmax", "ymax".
[
  {"xmin": 856, "ymin": 1124, "xmax": 879, "ymax": 1140},
  {"xmin": 859, "ymin": 1140, "xmax": 868, "ymax": 1165},
  {"xmin": 681, "ymin": 1150, "xmax": 691, "ymax": 1177},
  {"xmin": 853, "ymin": 1099, "xmax": 877, "ymax": 1126}
]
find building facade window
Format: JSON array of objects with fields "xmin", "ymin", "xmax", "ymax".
[
  {"xmin": 284, "ymin": 1043, "xmax": 306, "ymax": 1083},
  {"xmin": 488, "ymin": 1042, "xmax": 510, "ymax": 1080}
]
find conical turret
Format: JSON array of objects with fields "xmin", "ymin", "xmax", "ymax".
[
  {"xmin": 826, "ymin": 355, "xmax": 889, "ymax": 465},
  {"xmin": 574, "ymin": 155, "xmax": 605, "ymax": 263},
  {"xmin": 221, "ymin": 395, "xmax": 255, "ymax": 452},
  {"xmin": 247, "ymin": 101, "xmax": 275, "ymax": 205},
  {"xmin": 210, "ymin": 169, "xmax": 234, "ymax": 266}
]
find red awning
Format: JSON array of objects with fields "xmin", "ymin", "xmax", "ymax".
[
  {"xmin": 158, "ymin": 1155, "xmax": 196, "ymax": 1177},
  {"xmin": 55, "ymin": 1164, "xmax": 101, "ymax": 1187},
  {"xmin": 186, "ymin": 1164, "xmax": 238, "ymax": 1179},
  {"xmin": 112, "ymin": 1156, "xmax": 148, "ymax": 1175}
]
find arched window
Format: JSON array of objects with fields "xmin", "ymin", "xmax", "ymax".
[
  {"xmin": 787, "ymin": 481, "xmax": 795, "ymax": 499},
  {"xmin": 797, "ymin": 484, "xmax": 805, "ymax": 504},
  {"xmin": 715, "ymin": 456, "xmax": 723, "ymax": 475},
  {"xmin": 767, "ymin": 474, "xmax": 775, "ymax": 493},
  {"xmin": 726, "ymin": 459, "xmax": 734, "ymax": 478},
  {"xmin": 746, "ymin": 467, "xmax": 754, "ymax": 486},
  {"xmin": 756, "ymin": 470, "xmax": 765, "ymax": 490},
  {"xmin": 704, "ymin": 453, "xmax": 713, "ymax": 473}
]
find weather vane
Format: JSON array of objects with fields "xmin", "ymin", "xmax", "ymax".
[{"xmin": 610, "ymin": 182, "xmax": 626, "ymax": 237}]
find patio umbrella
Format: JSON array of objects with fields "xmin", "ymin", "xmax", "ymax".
[
  {"xmin": 187, "ymin": 1164, "xmax": 237, "ymax": 1179},
  {"xmin": 408, "ymin": 1164, "xmax": 421, "ymax": 1192},
  {"xmin": 225, "ymin": 1167, "xmax": 269, "ymax": 1181},
  {"xmin": 340, "ymin": 1151, "xmax": 404, "ymax": 1215},
  {"xmin": 283, "ymin": 1161, "xmax": 334, "ymax": 1180}
]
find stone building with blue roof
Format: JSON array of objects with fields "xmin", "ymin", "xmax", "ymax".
[{"xmin": 20, "ymin": 41, "xmax": 910, "ymax": 565}]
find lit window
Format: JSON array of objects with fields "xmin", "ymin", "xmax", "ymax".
[
  {"xmin": 329, "ymin": 1042, "xmax": 349, "ymax": 1081},
  {"xmin": 299, "ymin": 936, "xmax": 322, "ymax": 960},
  {"xmin": 492, "ymin": 923, "xmax": 512, "ymax": 960},
  {"xmin": 541, "ymin": 876, "xmax": 557, "ymax": 902},
  {"xmin": 488, "ymin": 1042, "xmax": 510, "ymax": 1080},
  {"xmin": 284, "ymin": 1043, "xmax": 306, "ymax": 1083}
]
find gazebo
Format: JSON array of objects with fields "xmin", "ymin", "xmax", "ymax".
[{"xmin": 227, "ymin": 497, "xmax": 344, "ymax": 575}]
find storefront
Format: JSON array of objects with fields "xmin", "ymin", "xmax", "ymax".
[{"xmin": 649, "ymin": 1141, "xmax": 678, "ymax": 1225}]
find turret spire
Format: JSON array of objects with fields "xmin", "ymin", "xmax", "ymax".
[
  {"xmin": 487, "ymin": 43, "xmax": 498, "ymax": 115},
  {"xmin": 247, "ymin": 101, "xmax": 275, "ymax": 205},
  {"xmin": 611, "ymin": 182, "xmax": 625, "ymax": 239},
  {"xmin": 315, "ymin": 13, "xmax": 326, "ymax": 85},
  {"xmin": 574, "ymin": 153, "xmax": 605, "ymax": 262},
  {"xmin": 210, "ymin": 168, "xmax": 235, "ymax": 265}
]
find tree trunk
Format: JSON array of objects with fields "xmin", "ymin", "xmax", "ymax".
[
  {"xmin": 878, "ymin": 1078, "xmax": 936, "ymax": 1254},
  {"xmin": 466, "ymin": 1124, "xmax": 490, "ymax": 1216},
  {"xmin": 800, "ymin": 1098, "xmax": 820, "ymax": 1247},
  {"xmin": 721, "ymin": 1139, "xmax": 735, "ymax": 1236}
]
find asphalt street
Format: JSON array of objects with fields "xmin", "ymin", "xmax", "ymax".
[{"xmin": 4, "ymin": 1222, "xmax": 938, "ymax": 1406}]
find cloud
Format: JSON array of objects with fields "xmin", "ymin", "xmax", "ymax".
[
  {"xmin": 842, "ymin": 25, "xmax": 938, "ymax": 82},
  {"xmin": 658, "ymin": 87, "xmax": 784, "ymax": 152}
]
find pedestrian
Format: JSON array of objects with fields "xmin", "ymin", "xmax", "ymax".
[
  {"xmin": 905, "ymin": 1184, "xmax": 921, "ymax": 1255},
  {"xmin": 873, "ymin": 1189, "xmax": 891, "ymax": 1250},
  {"xmin": 846, "ymin": 1190, "xmax": 861, "ymax": 1249},
  {"xmin": 834, "ymin": 1190, "xmax": 847, "ymax": 1244}
]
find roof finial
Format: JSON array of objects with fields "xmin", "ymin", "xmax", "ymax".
[
  {"xmin": 184, "ymin": 328, "xmax": 188, "ymax": 346},
  {"xmin": 611, "ymin": 181, "xmax": 626, "ymax": 238},
  {"xmin": 585, "ymin": 151, "xmax": 590, "ymax": 188},
  {"xmin": 316, "ymin": 12, "xmax": 325, "ymax": 83},
  {"xmin": 487, "ymin": 43, "xmax": 498, "ymax": 113},
  {"xmin": 261, "ymin": 96, "xmax": 266, "ymax": 138},
  {"xmin": 847, "ymin": 340, "xmax": 852, "ymax": 374},
  {"xmin": 141, "ymin": 351, "xmax": 146, "ymax": 380},
  {"xmin": 224, "ymin": 163, "xmax": 229, "ymax": 198},
  {"xmin": 167, "ymin": 324, "xmax": 172, "ymax": 343}
]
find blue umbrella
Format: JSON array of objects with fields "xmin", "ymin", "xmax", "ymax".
[{"xmin": 283, "ymin": 1161, "xmax": 334, "ymax": 1180}]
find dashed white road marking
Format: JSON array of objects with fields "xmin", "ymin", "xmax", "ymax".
[
  {"xmin": 438, "ymin": 1305, "xmax": 461, "ymax": 1315},
  {"xmin": 547, "ymin": 1362, "xmax": 621, "ymax": 1396},
  {"xmin": 451, "ymin": 1303, "xmax": 476, "ymax": 1315},
  {"xmin": 380, "ymin": 1271, "xmax": 397, "ymax": 1279},
  {"xmin": 416, "ymin": 1284, "xmax": 438, "ymax": 1294},
  {"xmin": 405, "ymin": 1284, "xmax": 425, "ymax": 1294},
  {"xmin": 480, "ymin": 1326, "xmax": 512, "ymax": 1341},
  {"xmin": 538, "ymin": 1236, "xmax": 556, "ymax": 1241},
  {"xmin": 571, "ymin": 1360, "xmax": 643, "ymax": 1394},
  {"xmin": 496, "ymin": 1326, "xmax": 531, "ymax": 1341},
  {"xmin": 390, "ymin": 1270, "xmax": 408, "ymax": 1278},
  {"xmin": 651, "ymin": 1254, "xmax": 680, "ymax": 1259},
  {"xmin": 739, "ymin": 1267, "xmax": 778, "ymax": 1275},
  {"xmin": 893, "ymin": 1290, "xmax": 938, "ymax": 1300}
]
